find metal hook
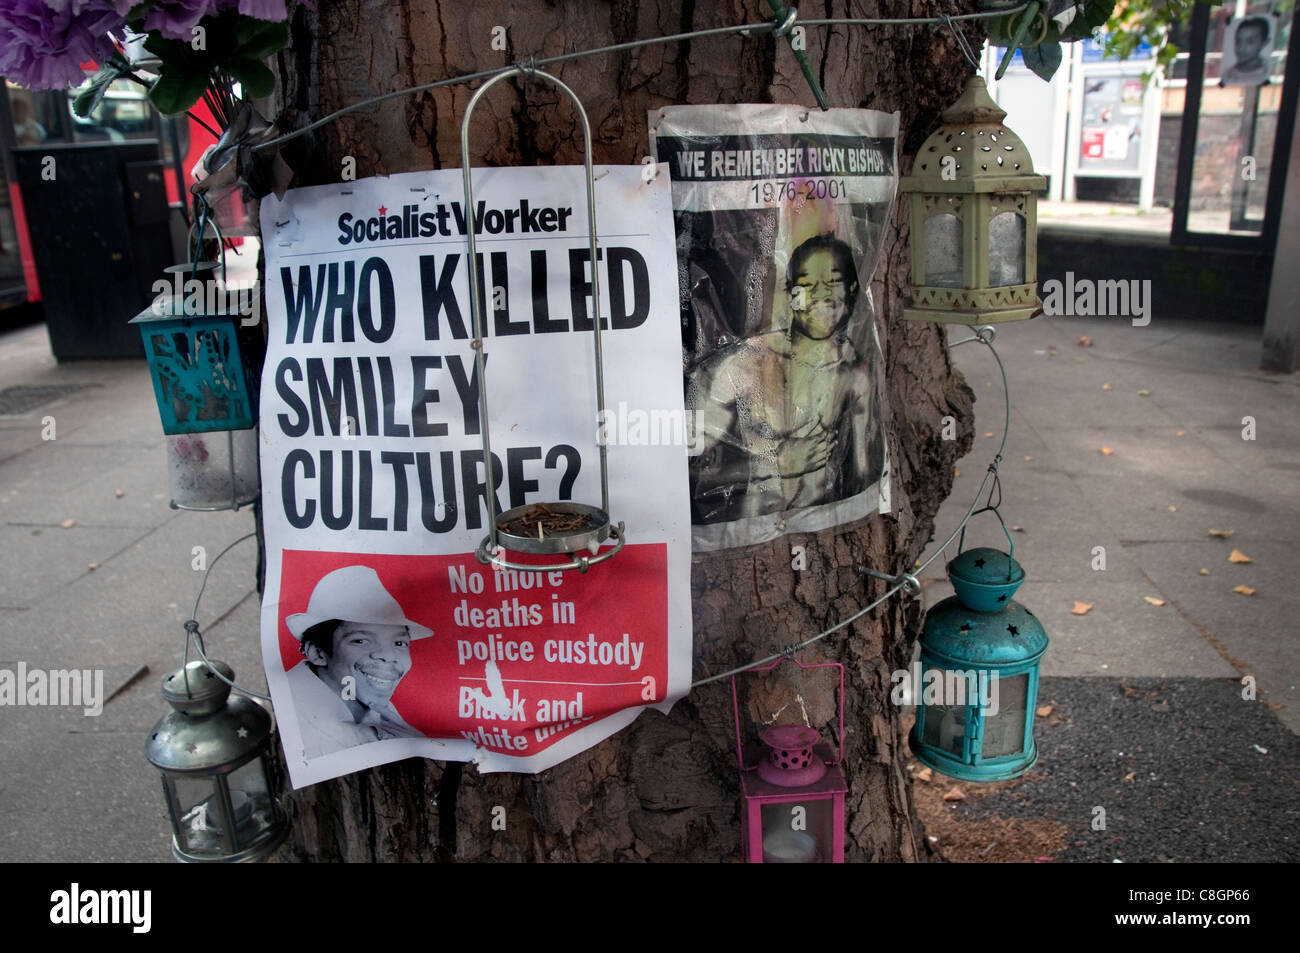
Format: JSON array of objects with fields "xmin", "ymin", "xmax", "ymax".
[
  {"xmin": 773, "ymin": 6, "xmax": 798, "ymax": 36},
  {"xmin": 514, "ymin": 56, "xmax": 539, "ymax": 77},
  {"xmin": 763, "ymin": 1, "xmax": 829, "ymax": 110}
]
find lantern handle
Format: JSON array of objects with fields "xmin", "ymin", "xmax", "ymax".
[
  {"xmin": 955, "ymin": 502, "xmax": 1016, "ymax": 577},
  {"xmin": 459, "ymin": 66, "xmax": 612, "ymax": 556},
  {"xmin": 730, "ymin": 656, "xmax": 845, "ymax": 772},
  {"xmin": 188, "ymin": 194, "xmax": 227, "ymax": 285}
]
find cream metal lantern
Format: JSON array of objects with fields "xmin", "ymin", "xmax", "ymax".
[{"xmin": 901, "ymin": 76, "xmax": 1047, "ymax": 325}]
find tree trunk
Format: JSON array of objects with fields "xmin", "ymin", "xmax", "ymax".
[{"xmin": 273, "ymin": 0, "xmax": 975, "ymax": 862}]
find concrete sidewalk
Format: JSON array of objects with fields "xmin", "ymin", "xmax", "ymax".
[
  {"xmin": 925, "ymin": 314, "xmax": 1300, "ymax": 730},
  {"xmin": 0, "ymin": 308, "xmax": 1295, "ymax": 863},
  {"xmin": 911, "ymin": 314, "xmax": 1300, "ymax": 862},
  {"xmin": 0, "ymin": 322, "xmax": 263, "ymax": 862}
]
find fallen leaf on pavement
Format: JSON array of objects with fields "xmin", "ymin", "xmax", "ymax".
[
  {"xmin": 916, "ymin": 767, "xmax": 933, "ymax": 782},
  {"xmin": 114, "ymin": 489, "xmax": 125, "ymax": 498},
  {"xmin": 1036, "ymin": 705, "xmax": 1053, "ymax": 717},
  {"xmin": 942, "ymin": 788, "xmax": 966, "ymax": 802},
  {"xmin": 1100, "ymin": 446, "xmax": 1114, "ymax": 456},
  {"xmin": 954, "ymin": 468, "xmax": 961, "ymax": 478},
  {"xmin": 1175, "ymin": 430, "xmax": 1186, "ymax": 437},
  {"xmin": 87, "ymin": 562, "xmax": 99, "ymax": 571},
  {"xmin": 1228, "ymin": 549, "xmax": 1253, "ymax": 564},
  {"xmin": 1199, "ymin": 568, "xmax": 1210, "ymax": 576},
  {"xmin": 1232, "ymin": 585, "xmax": 1256, "ymax": 596},
  {"xmin": 1268, "ymin": 702, "xmax": 1285, "ymax": 711},
  {"xmin": 1138, "ymin": 389, "xmax": 1151, "ymax": 397},
  {"xmin": 1023, "ymin": 455, "xmax": 1034, "ymax": 461},
  {"xmin": 1011, "ymin": 525, "xmax": 1024, "ymax": 532},
  {"xmin": 1076, "ymin": 335, "xmax": 1093, "ymax": 347},
  {"xmin": 1102, "ymin": 382, "xmax": 1112, "ymax": 391},
  {"xmin": 1209, "ymin": 529, "xmax": 1234, "ymax": 538},
  {"xmin": 1071, "ymin": 601, "xmax": 1093, "ymax": 615},
  {"xmin": 985, "ymin": 432, "xmax": 994, "ymax": 438},
  {"xmin": 1123, "ymin": 771, "xmax": 1136, "ymax": 782},
  {"xmin": 1144, "ymin": 596, "xmax": 1166, "ymax": 606},
  {"xmin": 59, "ymin": 518, "xmax": 77, "ymax": 529},
  {"xmin": 1168, "ymin": 505, "xmax": 1177, "ymax": 512}
]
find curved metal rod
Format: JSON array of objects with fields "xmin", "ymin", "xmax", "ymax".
[
  {"xmin": 475, "ymin": 523, "xmax": 626, "ymax": 574},
  {"xmin": 459, "ymin": 67, "xmax": 611, "ymax": 556}
]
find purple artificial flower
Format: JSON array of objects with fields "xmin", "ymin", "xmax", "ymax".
[
  {"xmin": 0, "ymin": 0, "xmax": 125, "ymax": 90},
  {"xmin": 141, "ymin": 0, "xmax": 220, "ymax": 41},
  {"xmin": 210, "ymin": 0, "xmax": 289, "ymax": 19},
  {"xmin": 237, "ymin": 0, "xmax": 288, "ymax": 20}
]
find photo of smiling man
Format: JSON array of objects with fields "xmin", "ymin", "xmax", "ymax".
[{"xmin": 284, "ymin": 565, "xmax": 433, "ymax": 759}]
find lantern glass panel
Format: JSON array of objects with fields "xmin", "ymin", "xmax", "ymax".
[
  {"xmin": 988, "ymin": 211, "xmax": 1026, "ymax": 287},
  {"xmin": 169, "ymin": 775, "xmax": 230, "ymax": 857},
  {"xmin": 921, "ymin": 697, "xmax": 968, "ymax": 757},
  {"xmin": 166, "ymin": 428, "xmax": 259, "ymax": 508},
  {"xmin": 760, "ymin": 799, "xmax": 832, "ymax": 863},
  {"xmin": 226, "ymin": 757, "xmax": 279, "ymax": 850},
  {"xmin": 923, "ymin": 213, "xmax": 964, "ymax": 288},
  {"xmin": 981, "ymin": 672, "xmax": 1028, "ymax": 758}
]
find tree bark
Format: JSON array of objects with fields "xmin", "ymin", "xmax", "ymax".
[{"xmin": 274, "ymin": 0, "xmax": 976, "ymax": 862}]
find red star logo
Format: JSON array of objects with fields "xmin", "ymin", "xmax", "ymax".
[{"xmin": 378, "ymin": 205, "xmax": 388, "ymax": 216}]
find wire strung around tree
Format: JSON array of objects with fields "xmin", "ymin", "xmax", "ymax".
[{"xmin": 250, "ymin": 2, "xmax": 1030, "ymax": 155}]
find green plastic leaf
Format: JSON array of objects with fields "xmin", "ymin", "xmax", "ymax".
[
  {"xmin": 1022, "ymin": 41, "xmax": 1064, "ymax": 81},
  {"xmin": 233, "ymin": 18, "xmax": 289, "ymax": 59},
  {"xmin": 226, "ymin": 58, "xmax": 276, "ymax": 99},
  {"xmin": 149, "ymin": 67, "xmax": 211, "ymax": 116},
  {"xmin": 73, "ymin": 58, "xmax": 130, "ymax": 118},
  {"xmin": 1060, "ymin": 0, "xmax": 1118, "ymax": 43}
]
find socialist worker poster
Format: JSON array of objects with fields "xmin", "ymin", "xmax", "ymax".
[
  {"xmin": 258, "ymin": 166, "xmax": 691, "ymax": 789},
  {"xmin": 650, "ymin": 105, "xmax": 897, "ymax": 552}
]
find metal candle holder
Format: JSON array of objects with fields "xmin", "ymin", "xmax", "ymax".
[{"xmin": 460, "ymin": 66, "xmax": 625, "ymax": 574}]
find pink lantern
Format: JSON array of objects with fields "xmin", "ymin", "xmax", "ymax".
[{"xmin": 731, "ymin": 658, "xmax": 847, "ymax": 863}]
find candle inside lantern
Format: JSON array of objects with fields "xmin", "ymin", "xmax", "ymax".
[{"xmin": 762, "ymin": 829, "xmax": 819, "ymax": 863}]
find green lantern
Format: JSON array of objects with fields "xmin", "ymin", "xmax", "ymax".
[
  {"xmin": 129, "ymin": 263, "xmax": 262, "ymax": 511},
  {"xmin": 910, "ymin": 546, "xmax": 1049, "ymax": 781},
  {"xmin": 901, "ymin": 77, "xmax": 1047, "ymax": 324}
]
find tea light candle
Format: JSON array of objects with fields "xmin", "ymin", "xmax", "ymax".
[{"xmin": 762, "ymin": 828, "xmax": 818, "ymax": 863}]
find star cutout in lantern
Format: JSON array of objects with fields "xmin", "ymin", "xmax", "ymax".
[
  {"xmin": 959, "ymin": 622, "xmax": 972, "ymax": 633},
  {"xmin": 186, "ymin": 742, "xmax": 198, "ymax": 753},
  {"xmin": 1007, "ymin": 624, "xmax": 1019, "ymax": 636},
  {"xmin": 236, "ymin": 727, "xmax": 249, "ymax": 739},
  {"xmin": 973, "ymin": 557, "xmax": 986, "ymax": 568},
  {"xmin": 997, "ymin": 593, "xmax": 1008, "ymax": 603}
]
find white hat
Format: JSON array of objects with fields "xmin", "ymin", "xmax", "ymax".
[{"xmin": 286, "ymin": 566, "xmax": 433, "ymax": 641}]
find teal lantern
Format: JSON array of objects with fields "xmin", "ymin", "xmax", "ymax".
[
  {"xmin": 910, "ymin": 545, "xmax": 1048, "ymax": 781},
  {"xmin": 130, "ymin": 262, "xmax": 262, "ymax": 511},
  {"xmin": 130, "ymin": 263, "xmax": 258, "ymax": 435}
]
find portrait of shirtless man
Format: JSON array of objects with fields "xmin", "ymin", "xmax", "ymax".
[{"xmin": 687, "ymin": 232, "xmax": 874, "ymax": 522}]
